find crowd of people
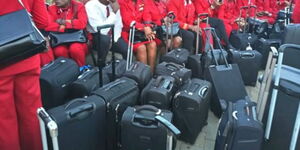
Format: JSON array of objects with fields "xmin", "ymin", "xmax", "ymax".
[{"xmin": 0, "ymin": 0, "xmax": 299, "ymax": 149}]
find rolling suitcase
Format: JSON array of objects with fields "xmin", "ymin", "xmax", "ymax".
[
  {"xmin": 172, "ymin": 78, "xmax": 212, "ymax": 144},
  {"xmin": 229, "ymin": 49, "xmax": 262, "ymax": 86},
  {"xmin": 160, "ymin": 48, "xmax": 190, "ymax": 66},
  {"xmin": 282, "ymin": 24, "xmax": 300, "ymax": 69},
  {"xmin": 155, "ymin": 62, "xmax": 191, "ymax": 86},
  {"xmin": 141, "ymin": 75, "xmax": 177, "ymax": 109},
  {"xmin": 207, "ymin": 28, "xmax": 248, "ymax": 117},
  {"xmin": 214, "ymin": 98, "xmax": 263, "ymax": 150},
  {"xmin": 103, "ymin": 59, "xmax": 127, "ymax": 81},
  {"xmin": 253, "ymin": 38, "xmax": 281, "ymax": 69},
  {"xmin": 91, "ymin": 77, "xmax": 139, "ymax": 150},
  {"xmin": 262, "ymin": 44, "xmax": 300, "ymax": 150},
  {"xmin": 123, "ymin": 21, "xmax": 152, "ymax": 89},
  {"xmin": 121, "ymin": 105, "xmax": 180, "ymax": 150},
  {"xmin": 40, "ymin": 57, "xmax": 80, "ymax": 109},
  {"xmin": 69, "ymin": 67, "xmax": 110, "ymax": 99},
  {"xmin": 37, "ymin": 95, "xmax": 106, "ymax": 150}
]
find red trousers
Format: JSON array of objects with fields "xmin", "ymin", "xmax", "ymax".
[
  {"xmin": 40, "ymin": 49, "xmax": 54, "ymax": 67},
  {"xmin": 0, "ymin": 67, "xmax": 42, "ymax": 150},
  {"xmin": 53, "ymin": 43, "xmax": 88, "ymax": 66}
]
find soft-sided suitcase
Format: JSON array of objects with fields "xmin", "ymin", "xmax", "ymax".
[
  {"xmin": 121, "ymin": 105, "xmax": 180, "ymax": 150},
  {"xmin": 214, "ymin": 98, "xmax": 263, "ymax": 150},
  {"xmin": 141, "ymin": 75, "xmax": 177, "ymax": 109},
  {"xmin": 69, "ymin": 67, "xmax": 110, "ymax": 99},
  {"xmin": 173, "ymin": 78, "xmax": 212, "ymax": 144},
  {"xmin": 253, "ymin": 38, "xmax": 281, "ymax": 69},
  {"xmin": 38, "ymin": 95, "xmax": 106, "ymax": 150},
  {"xmin": 155, "ymin": 62, "xmax": 192, "ymax": 86},
  {"xmin": 187, "ymin": 54, "xmax": 203, "ymax": 78},
  {"xmin": 262, "ymin": 44, "xmax": 300, "ymax": 150},
  {"xmin": 123, "ymin": 61, "xmax": 152, "ymax": 89},
  {"xmin": 91, "ymin": 77, "xmax": 139, "ymax": 150},
  {"xmin": 103, "ymin": 59, "xmax": 127, "ymax": 81},
  {"xmin": 229, "ymin": 49, "xmax": 262, "ymax": 86},
  {"xmin": 282, "ymin": 24, "xmax": 300, "ymax": 69},
  {"xmin": 229, "ymin": 30, "xmax": 258, "ymax": 50},
  {"xmin": 160, "ymin": 48, "xmax": 190, "ymax": 66},
  {"xmin": 207, "ymin": 28, "xmax": 248, "ymax": 117},
  {"xmin": 40, "ymin": 57, "xmax": 80, "ymax": 109}
]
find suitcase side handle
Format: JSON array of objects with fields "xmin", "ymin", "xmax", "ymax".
[
  {"xmin": 166, "ymin": 63, "xmax": 181, "ymax": 70},
  {"xmin": 132, "ymin": 114, "xmax": 159, "ymax": 129},
  {"xmin": 135, "ymin": 105, "xmax": 161, "ymax": 115},
  {"xmin": 240, "ymin": 52, "xmax": 255, "ymax": 59},
  {"xmin": 155, "ymin": 116, "xmax": 181, "ymax": 137},
  {"xmin": 198, "ymin": 86, "xmax": 209, "ymax": 98},
  {"xmin": 67, "ymin": 103, "xmax": 95, "ymax": 120}
]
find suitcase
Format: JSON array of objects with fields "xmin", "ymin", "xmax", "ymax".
[
  {"xmin": 37, "ymin": 95, "xmax": 106, "ymax": 150},
  {"xmin": 262, "ymin": 44, "xmax": 300, "ymax": 150},
  {"xmin": 229, "ymin": 49, "xmax": 262, "ymax": 86},
  {"xmin": 247, "ymin": 17, "xmax": 269, "ymax": 38},
  {"xmin": 253, "ymin": 38, "xmax": 281, "ymax": 69},
  {"xmin": 40, "ymin": 57, "xmax": 80, "ymax": 109},
  {"xmin": 155, "ymin": 62, "xmax": 192, "ymax": 86},
  {"xmin": 121, "ymin": 105, "xmax": 180, "ymax": 150},
  {"xmin": 207, "ymin": 28, "xmax": 248, "ymax": 117},
  {"xmin": 124, "ymin": 22, "xmax": 152, "ymax": 89},
  {"xmin": 141, "ymin": 75, "xmax": 177, "ymax": 109},
  {"xmin": 172, "ymin": 78, "xmax": 212, "ymax": 144},
  {"xmin": 187, "ymin": 54, "xmax": 203, "ymax": 78},
  {"xmin": 229, "ymin": 30, "xmax": 258, "ymax": 50},
  {"xmin": 69, "ymin": 67, "xmax": 110, "ymax": 99},
  {"xmin": 103, "ymin": 59, "xmax": 127, "ymax": 81},
  {"xmin": 282, "ymin": 24, "xmax": 300, "ymax": 70},
  {"xmin": 160, "ymin": 48, "xmax": 190, "ymax": 66},
  {"xmin": 268, "ymin": 20, "xmax": 285, "ymax": 39},
  {"xmin": 214, "ymin": 98, "xmax": 263, "ymax": 150},
  {"xmin": 91, "ymin": 77, "xmax": 139, "ymax": 150}
]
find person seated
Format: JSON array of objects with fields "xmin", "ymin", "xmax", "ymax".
[
  {"xmin": 86, "ymin": 0, "xmax": 128, "ymax": 66},
  {"xmin": 119, "ymin": 0, "xmax": 157, "ymax": 72},
  {"xmin": 293, "ymin": 0, "xmax": 300, "ymax": 23},
  {"xmin": 193, "ymin": 0, "xmax": 234, "ymax": 50},
  {"xmin": 46, "ymin": 0, "xmax": 88, "ymax": 66}
]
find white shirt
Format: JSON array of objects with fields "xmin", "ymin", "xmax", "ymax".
[{"xmin": 85, "ymin": 0, "xmax": 123, "ymax": 42}]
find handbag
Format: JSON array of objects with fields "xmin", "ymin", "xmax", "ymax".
[
  {"xmin": 0, "ymin": 0, "xmax": 46, "ymax": 68},
  {"xmin": 49, "ymin": 30, "xmax": 87, "ymax": 48},
  {"xmin": 161, "ymin": 22, "xmax": 180, "ymax": 36}
]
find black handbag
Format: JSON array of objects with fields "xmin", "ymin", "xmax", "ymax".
[
  {"xmin": 49, "ymin": 30, "xmax": 87, "ymax": 48},
  {"xmin": 0, "ymin": 0, "xmax": 46, "ymax": 68}
]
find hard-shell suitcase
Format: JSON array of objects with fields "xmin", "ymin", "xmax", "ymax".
[
  {"xmin": 121, "ymin": 105, "xmax": 180, "ymax": 150},
  {"xmin": 69, "ymin": 67, "xmax": 110, "ymax": 99},
  {"xmin": 37, "ymin": 95, "xmax": 106, "ymax": 150},
  {"xmin": 40, "ymin": 57, "xmax": 80, "ymax": 109},
  {"xmin": 172, "ymin": 78, "xmax": 212, "ymax": 144},
  {"xmin": 155, "ymin": 62, "xmax": 192, "ymax": 86},
  {"xmin": 214, "ymin": 99, "xmax": 263, "ymax": 150},
  {"xmin": 91, "ymin": 77, "xmax": 139, "ymax": 150},
  {"xmin": 254, "ymin": 38, "xmax": 281, "ymax": 69},
  {"xmin": 103, "ymin": 59, "xmax": 127, "ymax": 81},
  {"xmin": 262, "ymin": 44, "xmax": 300, "ymax": 150},
  {"xmin": 141, "ymin": 75, "xmax": 177, "ymax": 109},
  {"xmin": 229, "ymin": 49, "xmax": 262, "ymax": 86},
  {"xmin": 160, "ymin": 48, "xmax": 190, "ymax": 66}
]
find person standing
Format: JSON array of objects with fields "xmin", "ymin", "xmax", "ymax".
[{"xmin": 0, "ymin": 0, "xmax": 48, "ymax": 150}]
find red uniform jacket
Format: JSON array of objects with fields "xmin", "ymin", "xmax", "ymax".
[
  {"xmin": 193, "ymin": 0, "xmax": 216, "ymax": 16},
  {"xmin": 256, "ymin": 0, "xmax": 276, "ymax": 23},
  {"xmin": 0, "ymin": 0, "xmax": 48, "ymax": 76},
  {"xmin": 167, "ymin": 0, "xmax": 196, "ymax": 30},
  {"xmin": 46, "ymin": 0, "xmax": 87, "ymax": 32},
  {"xmin": 293, "ymin": 0, "xmax": 300, "ymax": 23},
  {"xmin": 236, "ymin": 0, "xmax": 256, "ymax": 18},
  {"xmin": 143, "ymin": 0, "xmax": 168, "ymax": 26}
]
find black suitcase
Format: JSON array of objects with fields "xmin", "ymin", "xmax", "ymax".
[
  {"xmin": 229, "ymin": 30, "xmax": 258, "ymax": 50},
  {"xmin": 155, "ymin": 62, "xmax": 191, "ymax": 86},
  {"xmin": 187, "ymin": 54, "xmax": 203, "ymax": 78},
  {"xmin": 103, "ymin": 59, "xmax": 127, "ymax": 81},
  {"xmin": 215, "ymin": 99, "xmax": 263, "ymax": 150},
  {"xmin": 123, "ymin": 61, "xmax": 152, "ymax": 89},
  {"xmin": 69, "ymin": 67, "xmax": 110, "ymax": 99},
  {"xmin": 229, "ymin": 49, "xmax": 262, "ymax": 86},
  {"xmin": 247, "ymin": 17, "xmax": 269, "ymax": 38},
  {"xmin": 268, "ymin": 20, "xmax": 285, "ymax": 39},
  {"xmin": 172, "ymin": 78, "xmax": 212, "ymax": 144},
  {"xmin": 40, "ymin": 57, "xmax": 80, "ymax": 109},
  {"xmin": 91, "ymin": 77, "xmax": 139, "ymax": 150},
  {"xmin": 41, "ymin": 95, "xmax": 106, "ymax": 150},
  {"xmin": 121, "ymin": 105, "xmax": 178, "ymax": 150},
  {"xmin": 141, "ymin": 75, "xmax": 177, "ymax": 109},
  {"xmin": 282, "ymin": 24, "xmax": 300, "ymax": 69},
  {"xmin": 160, "ymin": 48, "xmax": 190, "ymax": 66},
  {"xmin": 253, "ymin": 38, "xmax": 281, "ymax": 69}
]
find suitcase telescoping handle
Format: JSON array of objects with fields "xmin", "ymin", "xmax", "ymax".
[
  {"xmin": 265, "ymin": 44, "xmax": 300, "ymax": 150},
  {"xmin": 126, "ymin": 21, "xmax": 136, "ymax": 70},
  {"xmin": 37, "ymin": 107, "xmax": 59, "ymax": 150},
  {"xmin": 97, "ymin": 24, "xmax": 116, "ymax": 86}
]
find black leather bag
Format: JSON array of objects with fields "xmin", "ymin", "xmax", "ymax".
[
  {"xmin": 0, "ymin": 9, "xmax": 46, "ymax": 68},
  {"xmin": 49, "ymin": 30, "xmax": 87, "ymax": 48}
]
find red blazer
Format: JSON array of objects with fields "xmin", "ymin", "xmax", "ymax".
[
  {"xmin": 293, "ymin": 0, "xmax": 300, "ymax": 23},
  {"xmin": 236, "ymin": 0, "xmax": 256, "ymax": 18},
  {"xmin": 143, "ymin": 0, "xmax": 168, "ymax": 26},
  {"xmin": 0, "ymin": 0, "xmax": 48, "ymax": 76},
  {"xmin": 215, "ymin": 0, "xmax": 238, "ymax": 24},
  {"xmin": 193, "ymin": 0, "xmax": 215, "ymax": 16},
  {"xmin": 46, "ymin": 0, "xmax": 87, "ymax": 32},
  {"xmin": 167, "ymin": 0, "xmax": 196, "ymax": 29}
]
